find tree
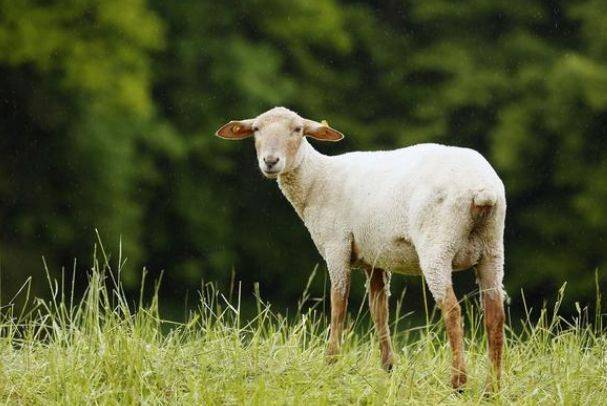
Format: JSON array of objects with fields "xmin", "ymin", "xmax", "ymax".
[
  {"xmin": 0, "ymin": 0, "xmax": 604, "ymax": 315},
  {"xmin": 0, "ymin": 0, "xmax": 163, "ymax": 289}
]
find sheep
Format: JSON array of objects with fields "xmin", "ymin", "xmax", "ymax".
[{"xmin": 215, "ymin": 107, "xmax": 506, "ymax": 391}]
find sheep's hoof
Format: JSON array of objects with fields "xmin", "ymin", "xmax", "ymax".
[
  {"xmin": 451, "ymin": 372, "xmax": 467, "ymax": 391},
  {"xmin": 381, "ymin": 353, "xmax": 395, "ymax": 372},
  {"xmin": 483, "ymin": 377, "xmax": 501, "ymax": 395},
  {"xmin": 325, "ymin": 353, "xmax": 338, "ymax": 364},
  {"xmin": 325, "ymin": 345, "xmax": 340, "ymax": 364}
]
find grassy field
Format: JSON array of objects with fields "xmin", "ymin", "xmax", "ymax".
[{"xmin": 0, "ymin": 253, "xmax": 605, "ymax": 404}]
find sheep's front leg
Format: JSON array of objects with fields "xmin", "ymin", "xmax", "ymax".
[
  {"xmin": 326, "ymin": 281, "xmax": 350, "ymax": 361},
  {"xmin": 325, "ymin": 249, "xmax": 351, "ymax": 363}
]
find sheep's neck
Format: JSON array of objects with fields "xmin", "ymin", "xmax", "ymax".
[{"xmin": 277, "ymin": 140, "xmax": 328, "ymax": 221}]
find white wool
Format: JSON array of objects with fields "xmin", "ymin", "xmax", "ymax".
[
  {"xmin": 224, "ymin": 107, "xmax": 506, "ymax": 303},
  {"xmin": 278, "ymin": 140, "xmax": 505, "ymax": 303}
]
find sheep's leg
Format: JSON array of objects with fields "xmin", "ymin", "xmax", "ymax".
[
  {"xmin": 482, "ymin": 289, "xmax": 504, "ymax": 390},
  {"xmin": 439, "ymin": 284, "xmax": 467, "ymax": 390},
  {"xmin": 326, "ymin": 262, "xmax": 351, "ymax": 363},
  {"xmin": 365, "ymin": 267, "xmax": 394, "ymax": 371},
  {"xmin": 477, "ymin": 254, "xmax": 505, "ymax": 391},
  {"xmin": 420, "ymin": 251, "xmax": 467, "ymax": 390}
]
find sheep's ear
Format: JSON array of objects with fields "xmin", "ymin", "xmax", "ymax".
[
  {"xmin": 215, "ymin": 119, "xmax": 255, "ymax": 140},
  {"xmin": 303, "ymin": 119, "xmax": 344, "ymax": 142}
]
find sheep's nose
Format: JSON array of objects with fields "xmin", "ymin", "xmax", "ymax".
[{"xmin": 263, "ymin": 156, "xmax": 280, "ymax": 168}]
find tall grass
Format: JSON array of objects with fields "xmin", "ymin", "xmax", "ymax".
[{"xmin": 0, "ymin": 246, "xmax": 605, "ymax": 404}]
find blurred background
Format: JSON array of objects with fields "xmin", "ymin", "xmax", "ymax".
[{"xmin": 0, "ymin": 0, "xmax": 605, "ymax": 321}]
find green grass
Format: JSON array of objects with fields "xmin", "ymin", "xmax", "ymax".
[{"xmin": 0, "ymin": 250, "xmax": 605, "ymax": 404}]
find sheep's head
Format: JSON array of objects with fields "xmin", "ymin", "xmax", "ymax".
[{"xmin": 215, "ymin": 107, "xmax": 344, "ymax": 178}]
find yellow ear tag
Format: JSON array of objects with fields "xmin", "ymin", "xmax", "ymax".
[{"xmin": 321, "ymin": 120, "xmax": 329, "ymax": 127}]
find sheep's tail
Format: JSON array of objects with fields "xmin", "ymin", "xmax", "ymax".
[
  {"xmin": 473, "ymin": 188, "xmax": 497, "ymax": 207},
  {"xmin": 471, "ymin": 188, "xmax": 497, "ymax": 222}
]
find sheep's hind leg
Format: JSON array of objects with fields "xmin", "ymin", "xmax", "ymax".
[
  {"xmin": 365, "ymin": 267, "xmax": 394, "ymax": 371},
  {"xmin": 439, "ymin": 284, "xmax": 467, "ymax": 390},
  {"xmin": 420, "ymin": 253, "xmax": 467, "ymax": 391},
  {"xmin": 477, "ymin": 254, "xmax": 505, "ymax": 392}
]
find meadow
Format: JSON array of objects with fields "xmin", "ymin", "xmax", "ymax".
[{"xmin": 0, "ymin": 248, "xmax": 605, "ymax": 405}]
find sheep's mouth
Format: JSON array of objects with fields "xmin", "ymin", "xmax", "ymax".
[{"xmin": 261, "ymin": 169, "xmax": 280, "ymax": 178}]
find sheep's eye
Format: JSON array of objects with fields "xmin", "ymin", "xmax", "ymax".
[
  {"xmin": 293, "ymin": 126, "xmax": 302, "ymax": 133},
  {"xmin": 252, "ymin": 126, "xmax": 259, "ymax": 132}
]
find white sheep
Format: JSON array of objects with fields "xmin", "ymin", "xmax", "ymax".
[{"xmin": 216, "ymin": 107, "xmax": 506, "ymax": 391}]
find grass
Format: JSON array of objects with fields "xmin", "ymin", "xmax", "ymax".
[{"xmin": 0, "ymin": 248, "xmax": 605, "ymax": 404}]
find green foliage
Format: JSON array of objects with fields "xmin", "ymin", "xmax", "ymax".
[{"xmin": 0, "ymin": 1, "xmax": 606, "ymax": 312}]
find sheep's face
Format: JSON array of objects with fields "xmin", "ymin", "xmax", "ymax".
[
  {"xmin": 252, "ymin": 116, "xmax": 304, "ymax": 178},
  {"xmin": 215, "ymin": 107, "xmax": 344, "ymax": 179}
]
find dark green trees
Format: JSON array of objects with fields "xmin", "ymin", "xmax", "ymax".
[{"xmin": 0, "ymin": 0, "xmax": 605, "ymax": 312}]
